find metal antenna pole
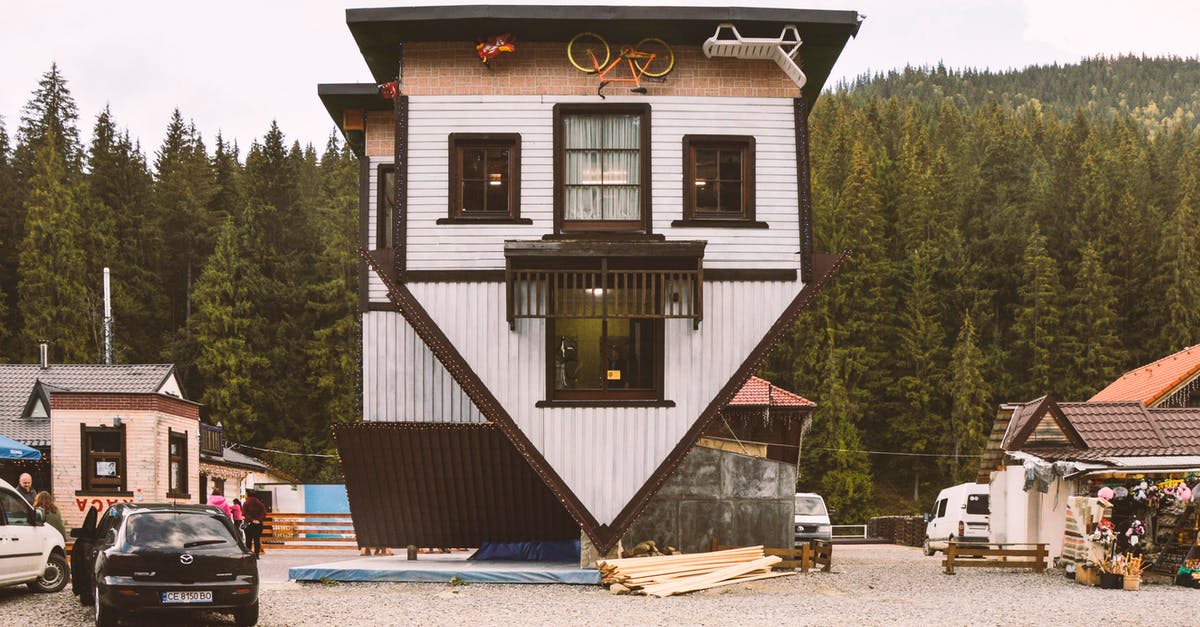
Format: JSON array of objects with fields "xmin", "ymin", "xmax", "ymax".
[{"xmin": 103, "ymin": 267, "xmax": 113, "ymax": 364}]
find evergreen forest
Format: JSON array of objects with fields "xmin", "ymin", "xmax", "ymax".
[{"xmin": 1, "ymin": 57, "xmax": 1198, "ymax": 511}]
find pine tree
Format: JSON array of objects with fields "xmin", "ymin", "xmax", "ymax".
[
  {"xmin": 801, "ymin": 346, "xmax": 875, "ymax": 523},
  {"xmin": 17, "ymin": 130, "xmax": 91, "ymax": 362},
  {"xmin": 0, "ymin": 120, "xmax": 14, "ymax": 357},
  {"xmin": 946, "ymin": 314, "xmax": 989, "ymax": 482},
  {"xmin": 1157, "ymin": 176, "xmax": 1200, "ymax": 353},
  {"xmin": 1064, "ymin": 243, "xmax": 1127, "ymax": 399},
  {"xmin": 13, "ymin": 63, "xmax": 83, "ymax": 185},
  {"xmin": 1011, "ymin": 224, "xmax": 1064, "ymax": 398},
  {"xmin": 190, "ymin": 214, "xmax": 271, "ymax": 444}
]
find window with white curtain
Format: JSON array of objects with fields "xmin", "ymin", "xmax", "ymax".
[{"xmin": 555, "ymin": 104, "xmax": 649, "ymax": 232}]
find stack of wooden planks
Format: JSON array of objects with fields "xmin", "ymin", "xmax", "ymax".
[{"xmin": 597, "ymin": 546, "xmax": 791, "ymax": 597}]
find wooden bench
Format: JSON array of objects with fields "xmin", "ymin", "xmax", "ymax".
[
  {"xmin": 262, "ymin": 513, "xmax": 357, "ymax": 550},
  {"xmin": 710, "ymin": 537, "xmax": 832, "ymax": 573},
  {"xmin": 942, "ymin": 541, "xmax": 1047, "ymax": 575}
]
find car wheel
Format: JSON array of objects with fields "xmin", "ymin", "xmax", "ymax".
[
  {"xmin": 28, "ymin": 552, "xmax": 69, "ymax": 593},
  {"xmin": 922, "ymin": 537, "xmax": 935, "ymax": 557},
  {"xmin": 94, "ymin": 584, "xmax": 118, "ymax": 627},
  {"xmin": 234, "ymin": 600, "xmax": 260, "ymax": 626}
]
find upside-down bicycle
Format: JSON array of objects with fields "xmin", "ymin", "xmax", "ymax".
[{"xmin": 567, "ymin": 32, "xmax": 676, "ymax": 98}]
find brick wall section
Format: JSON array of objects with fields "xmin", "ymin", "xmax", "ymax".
[
  {"xmin": 50, "ymin": 393, "xmax": 201, "ymax": 420},
  {"xmin": 364, "ymin": 41, "xmax": 801, "ymax": 156},
  {"xmin": 50, "ymin": 401, "xmax": 200, "ymax": 529}
]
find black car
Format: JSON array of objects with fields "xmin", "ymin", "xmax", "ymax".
[{"xmin": 71, "ymin": 503, "xmax": 258, "ymax": 626}]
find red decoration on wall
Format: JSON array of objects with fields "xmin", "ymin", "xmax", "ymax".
[
  {"xmin": 476, "ymin": 33, "xmax": 516, "ymax": 63},
  {"xmin": 378, "ymin": 81, "xmax": 399, "ymax": 100}
]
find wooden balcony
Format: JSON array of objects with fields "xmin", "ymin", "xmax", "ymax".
[{"xmin": 200, "ymin": 422, "xmax": 224, "ymax": 457}]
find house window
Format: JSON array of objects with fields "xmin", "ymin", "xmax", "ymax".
[
  {"xmin": 549, "ymin": 285, "xmax": 661, "ymax": 401},
  {"xmin": 443, "ymin": 133, "xmax": 524, "ymax": 223},
  {"xmin": 555, "ymin": 104, "xmax": 650, "ymax": 233},
  {"xmin": 678, "ymin": 135, "xmax": 758, "ymax": 226},
  {"xmin": 168, "ymin": 430, "xmax": 188, "ymax": 497},
  {"xmin": 81, "ymin": 424, "xmax": 125, "ymax": 493},
  {"xmin": 376, "ymin": 164, "xmax": 395, "ymax": 249}
]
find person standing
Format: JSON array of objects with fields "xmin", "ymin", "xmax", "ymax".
[
  {"xmin": 16, "ymin": 473, "xmax": 36, "ymax": 505},
  {"xmin": 33, "ymin": 492, "xmax": 66, "ymax": 539},
  {"xmin": 230, "ymin": 498, "xmax": 245, "ymax": 544},
  {"xmin": 241, "ymin": 494, "xmax": 267, "ymax": 557},
  {"xmin": 207, "ymin": 488, "xmax": 232, "ymax": 518}
]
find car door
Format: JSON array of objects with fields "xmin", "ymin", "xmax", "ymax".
[
  {"xmin": 929, "ymin": 498, "xmax": 949, "ymax": 541},
  {"xmin": 0, "ymin": 488, "xmax": 42, "ymax": 583}
]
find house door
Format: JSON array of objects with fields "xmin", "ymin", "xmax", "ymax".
[{"xmin": 199, "ymin": 474, "xmax": 208, "ymax": 504}]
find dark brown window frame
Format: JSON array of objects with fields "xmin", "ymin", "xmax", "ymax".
[
  {"xmin": 541, "ymin": 284, "xmax": 667, "ymax": 404},
  {"xmin": 376, "ymin": 163, "xmax": 395, "ymax": 249},
  {"xmin": 673, "ymin": 134, "xmax": 766, "ymax": 228},
  {"xmin": 553, "ymin": 103, "xmax": 652, "ymax": 235},
  {"xmin": 167, "ymin": 429, "xmax": 189, "ymax": 498},
  {"xmin": 78, "ymin": 424, "xmax": 129, "ymax": 495},
  {"xmin": 440, "ymin": 133, "xmax": 530, "ymax": 225}
]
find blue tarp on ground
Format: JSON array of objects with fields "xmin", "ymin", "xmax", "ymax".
[
  {"xmin": 470, "ymin": 540, "xmax": 580, "ymax": 562},
  {"xmin": 0, "ymin": 434, "xmax": 40, "ymax": 460}
]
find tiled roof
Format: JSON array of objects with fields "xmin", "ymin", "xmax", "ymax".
[
  {"xmin": 0, "ymin": 364, "xmax": 176, "ymax": 446},
  {"xmin": 727, "ymin": 376, "xmax": 816, "ymax": 408},
  {"xmin": 1058, "ymin": 402, "xmax": 1166, "ymax": 450},
  {"xmin": 1089, "ymin": 344, "xmax": 1200, "ymax": 405}
]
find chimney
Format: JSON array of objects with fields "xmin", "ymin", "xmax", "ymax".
[{"xmin": 38, "ymin": 342, "xmax": 49, "ymax": 369}]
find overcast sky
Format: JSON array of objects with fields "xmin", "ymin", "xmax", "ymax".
[{"xmin": 1, "ymin": 1, "xmax": 1196, "ymax": 156}]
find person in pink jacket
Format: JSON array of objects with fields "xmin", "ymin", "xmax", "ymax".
[{"xmin": 207, "ymin": 489, "xmax": 232, "ymax": 518}]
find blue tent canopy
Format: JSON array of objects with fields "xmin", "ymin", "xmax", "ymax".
[{"xmin": 0, "ymin": 433, "xmax": 40, "ymax": 460}]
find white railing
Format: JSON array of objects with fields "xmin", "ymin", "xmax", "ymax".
[{"xmin": 831, "ymin": 524, "xmax": 868, "ymax": 539}]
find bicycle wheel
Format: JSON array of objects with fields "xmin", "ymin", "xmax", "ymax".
[
  {"xmin": 634, "ymin": 38, "xmax": 675, "ymax": 78},
  {"xmin": 567, "ymin": 32, "xmax": 609, "ymax": 74}
]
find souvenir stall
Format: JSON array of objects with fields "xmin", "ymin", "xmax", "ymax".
[{"xmin": 1065, "ymin": 472, "xmax": 1200, "ymax": 589}]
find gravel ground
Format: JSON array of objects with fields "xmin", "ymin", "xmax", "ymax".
[{"xmin": 2, "ymin": 545, "xmax": 1197, "ymax": 626}]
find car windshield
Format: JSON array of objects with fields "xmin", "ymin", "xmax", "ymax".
[
  {"xmin": 124, "ymin": 512, "xmax": 235, "ymax": 550},
  {"xmin": 794, "ymin": 496, "xmax": 827, "ymax": 516},
  {"xmin": 966, "ymin": 494, "xmax": 990, "ymax": 515}
]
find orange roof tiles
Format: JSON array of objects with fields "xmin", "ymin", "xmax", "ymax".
[
  {"xmin": 1089, "ymin": 344, "xmax": 1200, "ymax": 406},
  {"xmin": 728, "ymin": 376, "xmax": 816, "ymax": 408}
]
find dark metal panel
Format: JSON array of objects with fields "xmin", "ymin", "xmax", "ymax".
[{"xmin": 335, "ymin": 423, "xmax": 579, "ymax": 547}]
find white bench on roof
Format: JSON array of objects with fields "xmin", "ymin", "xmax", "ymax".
[{"xmin": 702, "ymin": 23, "xmax": 807, "ymax": 90}]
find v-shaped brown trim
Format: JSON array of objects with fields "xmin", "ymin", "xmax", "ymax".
[
  {"xmin": 360, "ymin": 248, "xmax": 848, "ymax": 553},
  {"xmin": 1007, "ymin": 394, "xmax": 1088, "ymax": 451}
]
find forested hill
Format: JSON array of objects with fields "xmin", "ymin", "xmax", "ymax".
[
  {"xmin": 765, "ymin": 54, "xmax": 1200, "ymax": 520},
  {"xmin": 839, "ymin": 55, "xmax": 1200, "ymax": 133}
]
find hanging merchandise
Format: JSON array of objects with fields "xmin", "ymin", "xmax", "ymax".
[
  {"xmin": 1125, "ymin": 519, "xmax": 1146, "ymax": 547},
  {"xmin": 378, "ymin": 81, "xmax": 399, "ymax": 100},
  {"xmin": 1097, "ymin": 486, "xmax": 1114, "ymax": 501},
  {"xmin": 476, "ymin": 33, "xmax": 516, "ymax": 63}
]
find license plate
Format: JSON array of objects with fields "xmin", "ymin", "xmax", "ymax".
[{"xmin": 162, "ymin": 590, "xmax": 212, "ymax": 604}]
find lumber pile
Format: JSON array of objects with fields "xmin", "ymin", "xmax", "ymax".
[
  {"xmin": 597, "ymin": 546, "xmax": 792, "ymax": 597},
  {"xmin": 621, "ymin": 540, "xmax": 679, "ymax": 558}
]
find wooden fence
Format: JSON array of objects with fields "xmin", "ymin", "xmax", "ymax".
[
  {"xmin": 262, "ymin": 513, "xmax": 357, "ymax": 550},
  {"xmin": 710, "ymin": 537, "xmax": 832, "ymax": 573},
  {"xmin": 942, "ymin": 541, "xmax": 1047, "ymax": 575}
]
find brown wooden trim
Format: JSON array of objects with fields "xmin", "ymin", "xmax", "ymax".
[
  {"xmin": 671, "ymin": 219, "xmax": 768, "ymax": 229},
  {"xmin": 535, "ymin": 400, "xmax": 676, "ymax": 408},
  {"xmin": 357, "ymin": 157, "xmax": 370, "ymax": 312},
  {"xmin": 365, "ymin": 302, "xmax": 400, "ymax": 311},
  {"xmin": 393, "ymin": 94, "xmax": 409, "ymax": 279},
  {"xmin": 553, "ymin": 103, "xmax": 652, "ymax": 236},
  {"xmin": 681, "ymin": 134, "xmax": 756, "ymax": 222},
  {"xmin": 447, "ymin": 133, "xmax": 522, "ymax": 221},
  {"xmin": 795, "ymin": 97, "xmax": 813, "ymax": 283},
  {"xmin": 436, "ymin": 217, "xmax": 533, "ymax": 225},
  {"xmin": 359, "ymin": 248, "xmax": 604, "ymax": 540},
  {"xmin": 360, "ymin": 244, "xmax": 847, "ymax": 554},
  {"xmin": 601, "ymin": 250, "xmax": 850, "ymax": 551},
  {"xmin": 705, "ymin": 269, "xmax": 796, "ymax": 281}
]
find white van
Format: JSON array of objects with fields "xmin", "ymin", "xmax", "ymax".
[
  {"xmin": 794, "ymin": 492, "xmax": 832, "ymax": 545},
  {"xmin": 923, "ymin": 482, "xmax": 989, "ymax": 555},
  {"xmin": 0, "ymin": 478, "xmax": 69, "ymax": 592}
]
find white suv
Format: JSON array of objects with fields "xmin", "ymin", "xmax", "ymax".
[{"xmin": 0, "ymin": 478, "xmax": 68, "ymax": 593}]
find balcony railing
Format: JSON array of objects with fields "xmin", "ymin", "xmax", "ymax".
[
  {"xmin": 506, "ymin": 267, "xmax": 702, "ymax": 329},
  {"xmin": 200, "ymin": 423, "xmax": 224, "ymax": 457}
]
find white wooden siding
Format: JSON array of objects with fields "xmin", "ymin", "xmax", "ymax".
[
  {"xmin": 365, "ymin": 96, "xmax": 800, "ymax": 303},
  {"xmin": 403, "ymin": 278, "xmax": 800, "ymax": 525},
  {"xmin": 362, "ymin": 311, "xmax": 485, "ymax": 424}
]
